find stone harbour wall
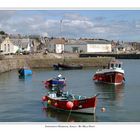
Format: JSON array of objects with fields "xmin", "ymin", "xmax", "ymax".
[{"xmin": 0, "ymin": 55, "xmax": 113, "ymax": 73}]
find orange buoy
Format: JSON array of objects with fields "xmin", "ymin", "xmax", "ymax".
[
  {"xmin": 47, "ymin": 100, "xmax": 51, "ymax": 105},
  {"xmin": 66, "ymin": 101, "xmax": 74, "ymax": 110}
]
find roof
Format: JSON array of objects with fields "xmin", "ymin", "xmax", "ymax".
[
  {"xmin": 10, "ymin": 38, "xmax": 32, "ymax": 48},
  {"xmin": 65, "ymin": 40, "xmax": 87, "ymax": 45},
  {"xmin": 0, "ymin": 35, "xmax": 6, "ymax": 44},
  {"xmin": 49, "ymin": 38, "xmax": 65, "ymax": 44},
  {"xmin": 0, "ymin": 38, "xmax": 4, "ymax": 44},
  {"xmin": 85, "ymin": 40, "xmax": 111, "ymax": 44},
  {"xmin": 110, "ymin": 60, "xmax": 122, "ymax": 64}
]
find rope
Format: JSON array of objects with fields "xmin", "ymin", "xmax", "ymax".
[
  {"xmin": 66, "ymin": 109, "xmax": 72, "ymax": 122},
  {"xmin": 93, "ymin": 113, "xmax": 96, "ymax": 122}
]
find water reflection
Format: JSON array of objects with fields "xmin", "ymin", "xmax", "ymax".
[
  {"xmin": 18, "ymin": 75, "xmax": 32, "ymax": 80},
  {"xmin": 94, "ymin": 83, "xmax": 125, "ymax": 114},
  {"xmin": 94, "ymin": 83, "xmax": 125, "ymax": 101},
  {"xmin": 42, "ymin": 108, "xmax": 97, "ymax": 122}
]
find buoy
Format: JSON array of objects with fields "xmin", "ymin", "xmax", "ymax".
[
  {"xmin": 47, "ymin": 100, "xmax": 51, "ymax": 105},
  {"xmin": 99, "ymin": 77, "xmax": 102, "ymax": 80},
  {"xmin": 42, "ymin": 96, "xmax": 47, "ymax": 102},
  {"xmin": 66, "ymin": 101, "xmax": 74, "ymax": 110},
  {"xmin": 54, "ymin": 102, "xmax": 58, "ymax": 107},
  {"xmin": 101, "ymin": 107, "xmax": 106, "ymax": 112}
]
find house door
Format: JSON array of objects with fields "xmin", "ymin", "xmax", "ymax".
[{"xmin": 72, "ymin": 47, "xmax": 78, "ymax": 53}]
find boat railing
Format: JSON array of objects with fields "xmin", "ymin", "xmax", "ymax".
[{"xmin": 48, "ymin": 93, "xmax": 57, "ymax": 98}]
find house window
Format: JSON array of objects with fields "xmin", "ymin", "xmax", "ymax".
[
  {"xmin": 8, "ymin": 44, "xmax": 10, "ymax": 52},
  {"xmin": 4, "ymin": 44, "xmax": 6, "ymax": 52}
]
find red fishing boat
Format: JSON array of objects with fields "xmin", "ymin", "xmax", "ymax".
[
  {"xmin": 42, "ymin": 91, "xmax": 98, "ymax": 115},
  {"xmin": 93, "ymin": 60, "xmax": 125, "ymax": 85}
]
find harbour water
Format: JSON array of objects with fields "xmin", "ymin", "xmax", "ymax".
[{"xmin": 0, "ymin": 59, "xmax": 140, "ymax": 122}]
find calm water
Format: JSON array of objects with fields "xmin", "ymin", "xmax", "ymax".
[{"xmin": 0, "ymin": 59, "xmax": 140, "ymax": 122}]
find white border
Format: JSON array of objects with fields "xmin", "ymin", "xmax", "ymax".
[
  {"xmin": 0, "ymin": 0, "xmax": 139, "ymax": 9},
  {"xmin": 0, "ymin": 0, "xmax": 140, "ymax": 139}
]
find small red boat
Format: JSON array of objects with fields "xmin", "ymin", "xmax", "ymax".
[
  {"xmin": 42, "ymin": 91, "xmax": 98, "ymax": 115},
  {"xmin": 93, "ymin": 60, "xmax": 125, "ymax": 85}
]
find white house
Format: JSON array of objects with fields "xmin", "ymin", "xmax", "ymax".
[
  {"xmin": 48, "ymin": 38, "xmax": 65, "ymax": 53},
  {"xmin": 0, "ymin": 37, "xmax": 34, "ymax": 54},
  {"xmin": 1, "ymin": 37, "xmax": 19, "ymax": 54}
]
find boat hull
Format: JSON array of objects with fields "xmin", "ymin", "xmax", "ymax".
[
  {"xmin": 45, "ymin": 106, "xmax": 95, "ymax": 115},
  {"xmin": 53, "ymin": 63, "xmax": 83, "ymax": 70},
  {"xmin": 42, "ymin": 94, "xmax": 97, "ymax": 114},
  {"xmin": 18, "ymin": 68, "xmax": 32, "ymax": 76},
  {"xmin": 44, "ymin": 79, "xmax": 66, "ymax": 88},
  {"xmin": 93, "ymin": 71, "xmax": 125, "ymax": 85}
]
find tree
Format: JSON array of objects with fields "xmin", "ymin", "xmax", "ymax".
[{"xmin": 0, "ymin": 31, "xmax": 6, "ymax": 35}]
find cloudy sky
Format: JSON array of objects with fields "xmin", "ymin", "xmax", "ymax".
[{"xmin": 1, "ymin": 10, "xmax": 140, "ymax": 41}]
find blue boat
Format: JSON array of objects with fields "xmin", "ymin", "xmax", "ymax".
[
  {"xmin": 18, "ymin": 67, "xmax": 32, "ymax": 76},
  {"xmin": 44, "ymin": 74, "xmax": 66, "ymax": 88}
]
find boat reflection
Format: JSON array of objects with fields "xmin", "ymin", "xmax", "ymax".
[
  {"xmin": 94, "ymin": 82, "xmax": 125, "ymax": 101},
  {"xmin": 18, "ymin": 75, "xmax": 32, "ymax": 81},
  {"xmin": 94, "ymin": 83, "xmax": 125, "ymax": 112},
  {"xmin": 42, "ymin": 108, "xmax": 97, "ymax": 122}
]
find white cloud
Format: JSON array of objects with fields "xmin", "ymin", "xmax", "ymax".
[
  {"xmin": 64, "ymin": 13, "xmax": 89, "ymax": 21},
  {"xmin": 135, "ymin": 20, "xmax": 140, "ymax": 30}
]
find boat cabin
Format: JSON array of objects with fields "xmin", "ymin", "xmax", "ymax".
[{"xmin": 109, "ymin": 60, "xmax": 122, "ymax": 69}]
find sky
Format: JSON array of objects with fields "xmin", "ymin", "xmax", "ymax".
[{"xmin": 1, "ymin": 10, "xmax": 140, "ymax": 41}]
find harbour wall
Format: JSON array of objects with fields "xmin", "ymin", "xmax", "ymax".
[
  {"xmin": 79, "ymin": 53, "xmax": 140, "ymax": 59},
  {"xmin": 0, "ymin": 55, "xmax": 112, "ymax": 73}
]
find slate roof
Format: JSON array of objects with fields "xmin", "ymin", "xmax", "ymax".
[
  {"xmin": 49, "ymin": 38, "xmax": 66, "ymax": 44},
  {"xmin": 10, "ymin": 38, "xmax": 32, "ymax": 48},
  {"xmin": 65, "ymin": 40, "xmax": 87, "ymax": 45},
  {"xmin": 85, "ymin": 40, "xmax": 111, "ymax": 44}
]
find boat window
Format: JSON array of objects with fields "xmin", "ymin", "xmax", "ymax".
[
  {"xmin": 110, "ymin": 62, "xmax": 122, "ymax": 68},
  {"xmin": 111, "ymin": 63, "xmax": 114, "ymax": 68},
  {"xmin": 119, "ymin": 64, "xmax": 121, "ymax": 68}
]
